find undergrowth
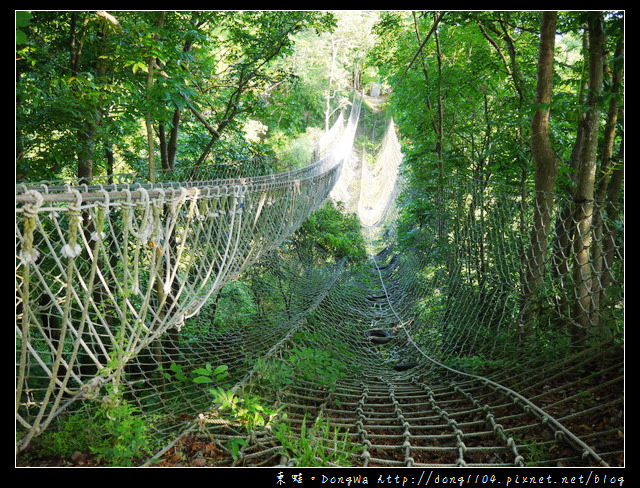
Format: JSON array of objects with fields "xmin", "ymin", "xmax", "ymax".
[
  {"xmin": 273, "ymin": 415, "xmax": 359, "ymax": 466},
  {"xmin": 22, "ymin": 384, "xmax": 160, "ymax": 467}
]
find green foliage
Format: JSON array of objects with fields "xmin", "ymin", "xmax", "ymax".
[
  {"xmin": 192, "ymin": 364, "xmax": 230, "ymax": 385},
  {"xmin": 256, "ymin": 343, "xmax": 353, "ymax": 392},
  {"xmin": 198, "ymin": 344, "xmax": 359, "ymax": 465},
  {"xmin": 209, "ymin": 387, "xmax": 281, "ymax": 432},
  {"xmin": 273, "ymin": 415, "xmax": 359, "ymax": 466},
  {"xmin": 16, "ymin": 11, "xmax": 32, "ymax": 45},
  {"xmin": 269, "ymin": 127, "xmax": 326, "ymax": 170},
  {"xmin": 516, "ymin": 437, "xmax": 553, "ymax": 466},
  {"xmin": 262, "ymin": 80, "xmax": 327, "ymax": 134},
  {"xmin": 16, "ymin": 11, "xmax": 337, "ymax": 182},
  {"xmin": 34, "ymin": 385, "xmax": 158, "ymax": 466},
  {"xmin": 296, "ymin": 203, "xmax": 368, "ymax": 264},
  {"xmin": 162, "ymin": 359, "xmax": 282, "ymax": 439},
  {"xmin": 91, "ymin": 398, "xmax": 158, "ymax": 466},
  {"xmin": 163, "ymin": 362, "xmax": 230, "ymax": 386}
]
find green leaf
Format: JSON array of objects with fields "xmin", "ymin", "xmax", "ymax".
[
  {"xmin": 193, "ymin": 376, "xmax": 213, "ymax": 384},
  {"xmin": 212, "ymin": 365, "xmax": 229, "ymax": 376},
  {"xmin": 192, "ymin": 367, "xmax": 212, "ymax": 376}
]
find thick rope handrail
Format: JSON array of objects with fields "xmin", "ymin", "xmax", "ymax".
[
  {"xmin": 15, "ymin": 157, "xmax": 337, "ymax": 205},
  {"xmin": 15, "ymin": 92, "xmax": 363, "ymax": 206}
]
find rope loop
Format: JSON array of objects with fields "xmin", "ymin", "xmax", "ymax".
[
  {"xmin": 18, "ymin": 190, "xmax": 44, "ymax": 265},
  {"xmin": 90, "ymin": 189, "xmax": 111, "ymax": 243},
  {"xmin": 60, "ymin": 189, "xmax": 83, "ymax": 259},
  {"xmin": 22, "ymin": 189, "xmax": 44, "ymax": 219}
]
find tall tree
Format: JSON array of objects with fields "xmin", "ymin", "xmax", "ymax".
[
  {"xmin": 521, "ymin": 11, "xmax": 560, "ymax": 334},
  {"xmin": 592, "ymin": 31, "xmax": 623, "ymax": 333},
  {"xmin": 145, "ymin": 11, "xmax": 165, "ymax": 183},
  {"xmin": 569, "ymin": 12, "xmax": 605, "ymax": 343}
]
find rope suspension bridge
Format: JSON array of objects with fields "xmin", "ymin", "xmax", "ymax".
[{"xmin": 15, "ymin": 93, "xmax": 623, "ymax": 468}]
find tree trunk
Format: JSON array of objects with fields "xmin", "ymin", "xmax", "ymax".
[
  {"xmin": 570, "ymin": 12, "xmax": 604, "ymax": 345},
  {"xmin": 145, "ymin": 12, "xmax": 165, "ymax": 183},
  {"xmin": 69, "ymin": 12, "xmax": 95, "ymax": 184},
  {"xmin": 590, "ymin": 35, "xmax": 623, "ymax": 333},
  {"xmin": 145, "ymin": 53, "xmax": 157, "ymax": 183},
  {"xmin": 159, "ymin": 31, "xmax": 194, "ymax": 173},
  {"xmin": 413, "ymin": 12, "xmax": 446, "ymax": 237},
  {"xmin": 167, "ymin": 109, "xmax": 180, "ymax": 170},
  {"xmin": 521, "ymin": 11, "xmax": 559, "ymax": 335},
  {"xmin": 550, "ymin": 25, "xmax": 591, "ymax": 330},
  {"xmin": 325, "ymin": 35, "xmax": 340, "ymax": 132}
]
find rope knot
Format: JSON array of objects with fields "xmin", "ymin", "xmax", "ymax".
[{"xmin": 19, "ymin": 190, "xmax": 44, "ymax": 265}]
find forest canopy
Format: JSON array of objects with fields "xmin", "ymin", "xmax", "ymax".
[{"xmin": 16, "ymin": 10, "xmax": 623, "ymax": 198}]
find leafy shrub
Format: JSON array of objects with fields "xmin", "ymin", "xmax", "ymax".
[
  {"xmin": 297, "ymin": 203, "xmax": 367, "ymax": 263},
  {"xmin": 35, "ymin": 385, "xmax": 158, "ymax": 466}
]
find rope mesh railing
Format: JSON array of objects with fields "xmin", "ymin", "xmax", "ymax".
[
  {"xmin": 15, "ymin": 96, "xmax": 623, "ymax": 468},
  {"xmin": 15, "ymin": 95, "xmax": 362, "ymax": 453}
]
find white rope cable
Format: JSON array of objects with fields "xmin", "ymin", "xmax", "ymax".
[{"xmin": 15, "ymin": 95, "xmax": 364, "ymax": 453}]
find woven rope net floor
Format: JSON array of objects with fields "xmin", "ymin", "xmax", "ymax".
[{"xmin": 15, "ymin": 95, "xmax": 623, "ymax": 468}]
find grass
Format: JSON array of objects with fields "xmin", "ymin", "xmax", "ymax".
[{"xmin": 273, "ymin": 415, "xmax": 360, "ymax": 466}]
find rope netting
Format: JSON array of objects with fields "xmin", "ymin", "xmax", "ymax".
[
  {"xmin": 15, "ymin": 94, "xmax": 623, "ymax": 468},
  {"xmin": 15, "ymin": 95, "xmax": 361, "ymax": 454}
]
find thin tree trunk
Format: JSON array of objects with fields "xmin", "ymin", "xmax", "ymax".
[
  {"xmin": 69, "ymin": 13, "xmax": 95, "ymax": 184},
  {"xmin": 591, "ymin": 35, "xmax": 623, "ymax": 332},
  {"xmin": 413, "ymin": 12, "xmax": 445, "ymax": 237},
  {"xmin": 551, "ymin": 26, "xmax": 591, "ymax": 329},
  {"xmin": 570, "ymin": 12, "xmax": 604, "ymax": 345},
  {"xmin": 145, "ymin": 12, "xmax": 165, "ymax": 183},
  {"xmin": 146, "ymin": 56, "xmax": 157, "ymax": 183},
  {"xmin": 521, "ymin": 11, "xmax": 559, "ymax": 335},
  {"xmin": 159, "ymin": 31, "xmax": 195, "ymax": 173},
  {"xmin": 167, "ymin": 109, "xmax": 180, "ymax": 170}
]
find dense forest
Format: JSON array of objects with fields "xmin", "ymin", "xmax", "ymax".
[{"xmin": 16, "ymin": 11, "xmax": 623, "ymax": 468}]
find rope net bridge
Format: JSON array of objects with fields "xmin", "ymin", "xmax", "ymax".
[{"xmin": 15, "ymin": 94, "xmax": 624, "ymax": 467}]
